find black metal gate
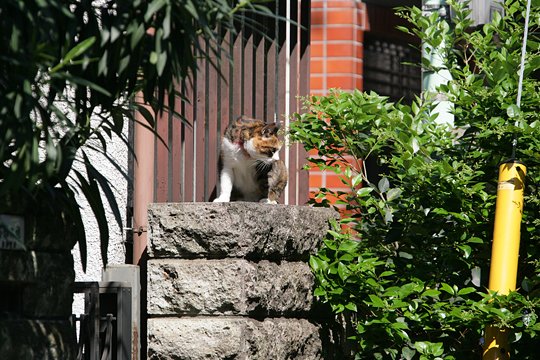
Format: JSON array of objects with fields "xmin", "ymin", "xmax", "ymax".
[{"xmin": 73, "ymin": 282, "xmax": 132, "ymax": 360}]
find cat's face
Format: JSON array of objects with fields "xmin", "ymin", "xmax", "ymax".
[{"xmin": 244, "ymin": 124, "xmax": 282, "ymax": 163}]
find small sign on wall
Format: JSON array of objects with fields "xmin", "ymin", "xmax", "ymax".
[{"xmin": 0, "ymin": 214, "xmax": 25, "ymax": 250}]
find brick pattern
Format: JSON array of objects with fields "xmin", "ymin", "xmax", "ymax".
[
  {"xmin": 308, "ymin": 0, "xmax": 367, "ymax": 198},
  {"xmin": 310, "ymin": 0, "xmax": 367, "ymax": 96}
]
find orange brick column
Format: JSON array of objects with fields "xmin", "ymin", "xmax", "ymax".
[
  {"xmin": 308, "ymin": 0, "xmax": 368, "ymax": 197},
  {"xmin": 311, "ymin": 0, "xmax": 367, "ymax": 95}
]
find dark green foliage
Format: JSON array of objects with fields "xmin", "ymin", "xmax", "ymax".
[
  {"xmin": 0, "ymin": 0, "xmax": 268, "ymax": 269},
  {"xmin": 290, "ymin": 1, "xmax": 540, "ymax": 358}
]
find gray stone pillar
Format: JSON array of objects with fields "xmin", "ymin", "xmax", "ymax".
[
  {"xmin": 0, "ymin": 203, "xmax": 76, "ymax": 359},
  {"xmin": 146, "ymin": 202, "xmax": 337, "ymax": 360}
]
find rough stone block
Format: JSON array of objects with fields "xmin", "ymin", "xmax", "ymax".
[
  {"xmin": 0, "ymin": 250, "xmax": 37, "ymax": 283},
  {"xmin": 0, "ymin": 319, "xmax": 76, "ymax": 360},
  {"xmin": 147, "ymin": 317, "xmax": 322, "ymax": 360},
  {"xmin": 147, "ymin": 202, "xmax": 337, "ymax": 260},
  {"xmin": 0, "ymin": 250, "xmax": 74, "ymax": 317},
  {"xmin": 147, "ymin": 259, "xmax": 314, "ymax": 316},
  {"xmin": 22, "ymin": 252, "xmax": 74, "ymax": 318}
]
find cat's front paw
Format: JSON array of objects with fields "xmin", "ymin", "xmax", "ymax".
[
  {"xmin": 259, "ymin": 198, "xmax": 277, "ymax": 204},
  {"xmin": 213, "ymin": 197, "xmax": 230, "ymax": 203}
]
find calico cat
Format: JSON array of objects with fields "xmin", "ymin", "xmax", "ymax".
[{"xmin": 213, "ymin": 116, "xmax": 288, "ymax": 204}]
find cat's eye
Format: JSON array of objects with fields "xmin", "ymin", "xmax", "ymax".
[{"xmin": 260, "ymin": 147, "xmax": 277, "ymax": 157}]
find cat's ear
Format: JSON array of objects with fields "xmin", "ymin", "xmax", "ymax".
[{"xmin": 262, "ymin": 123, "xmax": 279, "ymax": 137}]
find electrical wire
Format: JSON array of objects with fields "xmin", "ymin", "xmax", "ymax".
[{"xmin": 511, "ymin": 0, "xmax": 532, "ymax": 159}]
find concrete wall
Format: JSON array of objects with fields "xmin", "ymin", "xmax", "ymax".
[
  {"xmin": 71, "ymin": 130, "xmax": 129, "ymax": 314},
  {"xmin": 146, "ymin": 202, "xmax": 341, "ymax": 359}
]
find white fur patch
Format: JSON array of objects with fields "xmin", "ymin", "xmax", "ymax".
[
  {"xmin": 221, "ymin": 138, "xmax": 248, "ymax": 161},
  {"xmin": 218, "ymin": 138, "xmax": 260, "ymax": 201},
  {"xmin": 259, "ymin": 198, "xmax": 277, "ymax": 204},
  {"xmin": 243, "ymin": 139, "xmax": 263, "ymax": 160}
]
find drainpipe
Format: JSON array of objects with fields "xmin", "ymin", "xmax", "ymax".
[
  {"xmin": 132, "ymin": 101, "xmax": 155, "ymax": 265},
  {"xmin": 483, "ymin": 161, "xmax": 526, "ymax": 359},
  {"xmin": 422, "ymin": 0, "xmax": 454, "ymax": 126}
]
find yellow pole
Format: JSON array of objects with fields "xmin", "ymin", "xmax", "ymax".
[{"xmin": 483, "ymin": 161, "xmax": 526, "ymax": 360}]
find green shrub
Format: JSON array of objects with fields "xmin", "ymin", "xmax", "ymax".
[{"xmin": 291, "ymin": 1, "xmax": 540, "ymax": 358}]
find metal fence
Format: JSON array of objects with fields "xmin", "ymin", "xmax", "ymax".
[
  {"xmin": 363, "ymin": 35, "xmax": 421, "ymax": 104},
  {"xmin": 73, "ymin": 282, "xmax": 132, "ymax": 360},
  {"xmin": 149, "ymin": 0, "xmax": 311, "ymax": 205}
]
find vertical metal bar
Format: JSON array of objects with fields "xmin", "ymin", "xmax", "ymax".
[
  {"xmin": 277, "ymin": 0, "xmax": 288, "ymax": 203},
  {"xmin": 172, "ymin": 86, "xmax": 182, "ymax": 202},
  {"xmin": 274, "ymin": 0, "xmax": 280, "ymax": 124},
  {"xmin": 192, "ymin": 56, "xmax": 198, "ymax": 202},
  {"xmin": 208, "ymin": 43, "xmax": 219, "ymax": 201},
  {"xmin": 297, "ymin": 0, "xmax": 311, "ymax": 205},
  {"xmin": 180, "ymin": 82, "xmax": 187, "ymax": 202},
  {"xmin": 255, "ymin": 31, "xmax": 265, "ymax": 119},
  {"xmin": 215, "ymin": 32, "xmax": 224, "ymax": 196},
  {"xmin": 167, "ymin": 103, "xmax": 173, "ymax": 202},
  {"xmin": 233, "ymin": 31, "xmax": 243, "ymax": 117},
  {"xmin": 229, "ymin": 30, "xmax": 235, "ymax": 123},
  {"xmin": 287, "ymin": 0, "xmax": 299, "ymax": 205},
  {"xmin": 243, "ymin": 32, "xmax": 254, "ymax": 116},
  {"xmin": 153, "ymin": 123, "xmax": 158, "ymax": 203},
  {"xmin": 85, "ymin": 283, "xmax": 100, "ymax": 360},
  {"xmin": 195, "ymin": 41, "xmax": 207, "ymax": 202},
  {"xmin": 155, "ymin": 100, "xmax": 169, "ymax": 202},
  {"xmin": 204, "ymin": 39, "xmax": 211, "ymax": 201},
  {"xmin": 241, "ymin": 15, "xmax": 246, "ymax": 114},
  {"xmin": 266, "ymin": 40, "xmax": 276, "ymax": 123},
  {"xmin": 133, "ymin": 101, "xmax": 154, "ymax": 264},
  {"xmin": 117, "ymin": 287, "xmax": 132, "ymax": 360},
  {"xmin": 183, "ymin": 80, "xmax": 195, "ymax": 202},
  {"xmin": 283, "ymin": 0, "xmax": 292, "ymax": 205}
]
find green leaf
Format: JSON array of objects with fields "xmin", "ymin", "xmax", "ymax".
[
  {"xmin": 130, "ymin": 24, "xmax": 146, "ymax": 49},
  {"xmin": 145, "ymin": 0, "xmax": 167, "ymax": 22},
  {"xmin": 398, "ymin": 251, "xmax": 413, "ymax": 259},
  {"xmin": 337, "ymin": 262, "xmax": 350, "ymax": 280},
  {"xmin": 351, "ymin": 174, "xmax": 363, "ymax": 187},
  {"xmin": 51, "ymin": 37, "xmax": 96, "ymax": 73},
  {"xmin": 457, "ymin": 287, "xmax": 476, "ymax": 296},
  {"xmin": 157, "ymin": 51, "xmax": 167, "ymax": 76},
  {"xmin": 458, "ymin": 244, "xmax": 472, "ymax": 259},
  {"xmin": 367, "ymin": 294, "xmax": 386, "ymax": 308},
  {"xmin": 314, "ymin": 287, "xmax": 326, "ymax": 297},
  {"xmin": 356, "ymin": 187, "xmax": 373, "ymax": 197},
  {"xmin": 150, "ymin": 51, "xmax": 159, "ymax": 64},
  {"xmin": 386, "ymin": 188, "xmax": 402, "ymax": 201},
  {"xmin": 422, "ymin": 289, "xmax": 441, "ymax": 298},
  {"xmin": 378, "ymin": 177, "xmax": 390, "ymax": 193},
  {"xmin": 507, "ymin": 104, "xmax": 520, "ymax": 118},
  {"xmin": 402, "ymin": 346, "xmax": 416, "ymax": 360},
  {"xmin": 440, "ymin": 283, "xmax": 455, "ymax": 295}
]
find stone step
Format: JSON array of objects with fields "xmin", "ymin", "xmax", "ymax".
[
  {"xmin": 148, "ymin": 259, "xmax": 314, "ymax": 316},
  {"xmin": 147, "ymin": 202, "xmax": 337, "ymax": 260},
  {"xmin": 148, "ymin": 317, "xmax": 323, "ymax": 360}
]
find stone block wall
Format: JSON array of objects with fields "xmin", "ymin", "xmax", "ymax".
[
  {"xmin": 0, "ymin": 209, "xmax": 75, "ymax": 359},
  {"xmin": 146, "ymin": 202, "xmax": 339, "ymax": 359}
]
